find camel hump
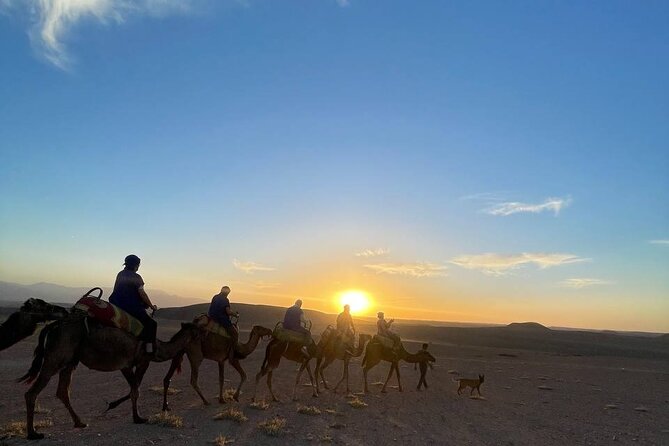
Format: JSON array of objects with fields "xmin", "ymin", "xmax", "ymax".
[
  {"xmin": 193, "ymin": 315, "xmax": 230, "ymax": 338},
  {"xmin": 372, "ymin": 334, "xmax": 396, "ymax": 349}
]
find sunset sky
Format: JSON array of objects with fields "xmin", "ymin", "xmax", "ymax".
[{"xmin": 0, "ymin": 1, "xmax": 667, "ymax": 332}]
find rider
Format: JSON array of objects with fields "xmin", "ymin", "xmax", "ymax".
[
  {"xmin": 208, "ymin": 286, "xmax": 240, "ymax": 353},
  {"xmin": 283, "ymin": 299, "xmax": 313, "ymax": 355},
  {"xmin": 109, "ymin": 254, "xmax": 158, "ymax": 354},
  {"xmin": 376, "ymin": 311, "xmax": 400, "ymax": 349},
  {"xmin": 336, "ymin": 304, "xmax": 356, "ymax": 353}
]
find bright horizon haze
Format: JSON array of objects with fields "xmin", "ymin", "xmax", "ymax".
[{"xmin": 1, "ymin": 1, "xmax": 667, "ymax": 332}]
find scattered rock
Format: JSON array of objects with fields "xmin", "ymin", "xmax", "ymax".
[
  {"xmin": 447, "ymin": 370, "xmax": 459, "ymax": 375},
  {"xmin": 605, "ymin": 404, "xmax": 619, "ymax": 410},
  {"xmin": 538, "ymin": 385, "xmax": 553, "ymax": 391},
  {"xmin": 634, "ymin": 406, "xmax": 649, "ymax": 412}
]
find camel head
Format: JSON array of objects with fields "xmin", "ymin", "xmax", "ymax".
[
  {"xmin": 252, "ymin": 325, "xmax": 273, "ymax": 340},
  {"xmin": 20, "ymin": 298, "xmax": 69, "ymax": 321}
]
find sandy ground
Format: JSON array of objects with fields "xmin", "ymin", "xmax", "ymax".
[{"xmin": 1, "ymin": 320, "xmax": 668, "ymax": 445}]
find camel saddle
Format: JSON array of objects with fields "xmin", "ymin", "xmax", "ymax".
[
  {"xmin": 272, "ymin": 323, "xmax": 311, "ymax": 345},
  {"xmin": 192, "ymin": 314, "xmax": 230, "ymax": 338},
  {"xmin": 372, "ymin": 334, "xmax": 396, "ymax": 350},
  {"xmin": 73, "ymin": 296, "xmax": 143, "ymax": 337}
]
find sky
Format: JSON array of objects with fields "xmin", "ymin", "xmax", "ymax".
[{"xmin": 0, "ymin": 0, "xmax": 667, "ymax": 332}]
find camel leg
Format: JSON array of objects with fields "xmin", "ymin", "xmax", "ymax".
[
  {"xmin": 304, "ymin": 361, "xmax": 318, "ymax": 398},
  {"xmin": 267, "ymin": 370, "xmax": 279, "ymax": 402},
  {"xmin": 321, "ymin": 357, "xmax": 336, "ymax": 392},
  {"xmin": 292, "ymin": 362, "xmax": 308, "ymax": 401},
  {"xmin": 218, "ymin": 361, "xmax": 226, "ymax": 404},
  {"xmin": 56, "ymin": 364, "xmax": 86, "ymax": 428},
  {"xmin": 188, "ymin": 355, "xmax": 209, "ymax": 405},
  {"xmin": 229, "ymin": 358, "xmax": 246, "ymax": 402},
  {"xmin": 363, "ymin": 366, "xmax": 370, "ymax": 394},
  {"xmin": 162, "ymin": 355, "xmax": 183, "ymax": 412},
  {"xmin": 25, "ymin": 369, "xmax": 57, "ymax": 439},
  {"xmin": 395, "ymin": 362, "xmax": 403, "ymax": 392},
  {"xmin": 334, "ymin": 358, "xmax": 347, "ymax": 393},
  {"xmin": 381, "ymin": 363, "xmax": 395, "ymax": 393},
  {"xmin": 120, "ymin": 368, "xmax": 146, "ymax": 424}
]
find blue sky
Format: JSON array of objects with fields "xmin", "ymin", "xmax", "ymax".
[{"xmin": 0, "ymin": 0, "xmax": 667, "ymax": 331}]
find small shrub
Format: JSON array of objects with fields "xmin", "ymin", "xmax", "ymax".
[
  {"xmin": 297, "ymin": 405, "xmax": 321, "ymax": 416},
  {"xmin": 347, "ymin": 398, "xmax": 368, "ymax": 409},
  {"xmin": 212, "ymin": 434, "xmax": 234, "ymax": 445},
  {"xmin": 149, "ymin": 385, "xmax": 181, "ymax": 395},
  {"xmin": 214, "ymin": 408, "xmax": 248, "ymax": 423},
  {"xmin": 148, "ymin": 412, "xmax": 183, "ymax": 428},
  {"xmin": 258, "ymin": 416, "xmax": 287, "ymax": 437},
  {"xmin": 249, "ymin": 400, "xmax": 269, "ymax": 410},
  {"xmin": 222, "ymin": 388, "xmax": 237, "ymax": 402},
  {"xmin": 1, "ymin": 419, "xmax": 53, "ymax": 438}
]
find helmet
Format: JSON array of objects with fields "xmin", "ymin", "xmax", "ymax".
[{"xmin": 124, "ymin": 254, "xmax": 141, "ymax": 268}]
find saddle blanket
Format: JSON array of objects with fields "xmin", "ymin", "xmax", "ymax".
[
  {"xmin": 273, "ymin": 324, "xmax": 311, "ymax": 345},
  {"xmin": 373, "ymin": 334, "xmax": 395, "ymax": 349},
  {"xmin": 193, "ymin": 314, "xmax": 230, "ymax": 338},
  {"xmin": 74, "ymin": 296, "xmax": 143, "ymax": 337}
]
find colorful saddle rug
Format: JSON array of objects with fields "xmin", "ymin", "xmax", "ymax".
[
  {"xmin": 193, "ymin": 314, "xmax": 230, "ymax": 338},
  {"xmin": 273, "ymin": 323, "xmax": 311, "ymax": 345},
  {"xmin": 74, "ymin": 296, "xmax": 143, "ymax": 337}
]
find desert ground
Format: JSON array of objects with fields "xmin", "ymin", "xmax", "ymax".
[{"xmin": 1, "ymin": 319, "xmax": 668, "ymax": 446}]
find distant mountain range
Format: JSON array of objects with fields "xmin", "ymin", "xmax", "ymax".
[
  {"xmin": 0, "ymin": 280, "xmax": 205, "ymax": 308},
  {"xmin": 1, "ymin": 280, "xmax": 665, "ymax": 340}
]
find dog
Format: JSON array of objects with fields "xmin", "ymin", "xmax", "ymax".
[{"xmin": 455, "ymin": 374, "xmax": 485, "ymax": 396}]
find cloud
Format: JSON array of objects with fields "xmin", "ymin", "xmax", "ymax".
[
  {"xmin": 253, "ymin": 281, "xmax": 281, "ymax": 289},
  {"xmin": 649, "ymin": 239, "xmax": 669, "ymax": 246},
  {"xmin": 336, "ymin": 0, "xmax": 350, "ymax": 6},
  {"xmin": 485, "ymin": 197, "xmax": 571, "ymax": 216},
  {"xmin": 559, "ymin": 278, "xmax": 613, "ymax": 289},
  {"xmin": 0, "ymin": 0, "xmax": 199, "ymax": 70},
  {"xmin": 363, "ymin": 262, "xmax": 448, "ymax": 278},
  {"xmin": 355, "ymin": 248, "xmax": 390, "ymax": 258},
  {"xmin": 233, "ymin": 259, "xmax": 275, "ymax": 274},
  {"xmin": 450, "ymin": 252, "xmax": 588, "ymax": 276}
]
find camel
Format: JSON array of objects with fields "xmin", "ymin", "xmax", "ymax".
[
  {"xmin": 252, "ymin": 337, "xmax": 318, "ymax": 402},
  {"xmin": 18, "ymin": 314, "xmax": 200, "ymax": 440},
  {"xmin": 0, "ymin": 298, "xmax": 69, "ymax": 351},
  {"xmin": 361, "ymin": 340, "xmax": 436, "ymax": 393},
  {"xmin": 160, "ymin": 324, "xmax": 273, "ymax": 411},
  {"xmin": 315, "ymin": 330, "xmax": 372, "ymax": 395}
]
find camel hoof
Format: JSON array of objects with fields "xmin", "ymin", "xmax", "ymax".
[
  {"xmin": 218, "ymin": 398, "xmax": 227, "ymax": 404},
  {"xmin": 27, "ymin": 431, "xmax": 45, "ymax": 440},
  {"xmin": 203, "ymin": 400, "xmax": 211, "ymax": 406},
  {"xmin": 381, "ymin": 389, "xmax": 387, "ymax": 394},
  {"xmin": 162, "ymin": 405, "xmax": 171, "ymax": 412},
  {"xmin": 74, "ymin": 422, "xmax": 87, "ymax": 429},
  {"xmin": 272, "ymin": 397, "xmax": 280, "ymax": 403},
  {"xmin": 233, "ymin": 394, "xmax": 240, "ymax": 402},
  {"xmin": 399, "ymin": 388, "xmax": 404, "ymax": 393},
  {"xmin": 134, "ymin": 416, "xmax": 148, "ymax": 424}
]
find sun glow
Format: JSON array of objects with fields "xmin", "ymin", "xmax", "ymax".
[{"xmin": 337, "ymin": 290, "xmax": 372, "ymax": 315}]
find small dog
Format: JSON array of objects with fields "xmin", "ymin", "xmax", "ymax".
[{"xmin": 455, "ymin": 374, "xmax": 485, "ymax": 396}]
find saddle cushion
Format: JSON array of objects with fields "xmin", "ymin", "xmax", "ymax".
[
  {"xmin": 74, "ymin": 296, "xmax": 143, "ymax": 337},
  {"xmin": 273, "ymin": 325, "xmax": 311, "ymax": 345},
  {"xmin": 193, "ymin": 314, "xmax": 230, "ymax": 338},
  {"xmin": 373, "ymin": 334, "xmax": 395, "ymax": 349}
]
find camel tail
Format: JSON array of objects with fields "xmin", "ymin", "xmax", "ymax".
[{"xmin": 17, "ymin": 323, "xmax": 51, "ymax": 384}]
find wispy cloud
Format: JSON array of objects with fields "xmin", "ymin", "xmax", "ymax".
[
  {"xmin": 649, "ymin": 239, "xmax": 669, "ymax": 246},
  {"xmin": 560, "ymin": 278, "xmax": 613, "ymax": 289},
  {"xmin": 0, "ymin": 0, "xmax": 200, "ymax": 70},
  {"xmin": 450, "ymin": 252, "xmax": 588, "ymax": 276},
  {"xmin": 233, "ymin": 259, "xmax": 275, "ymax": 274},
  {"xmin": 485, "ymin": 197, "xmax": 572, "ymax": 216},
  {"xmin": 355, "ymin": 248, "xmax": 390, "ymax": 258},
  {"xmin": 364, "ymin": 262, "xmax": 448, "ymax": 278},
  {"xmin": 253, "ymin": 281, "xmax": 281, "ymax": 289},
  {"xmin": 336, "ymin": 0, "xmax": 350, "ymax": 6}
]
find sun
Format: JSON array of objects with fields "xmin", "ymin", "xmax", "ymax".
[{"xmin": 337, "ymin": 290, "xmax": 371, "ymax": 315}]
